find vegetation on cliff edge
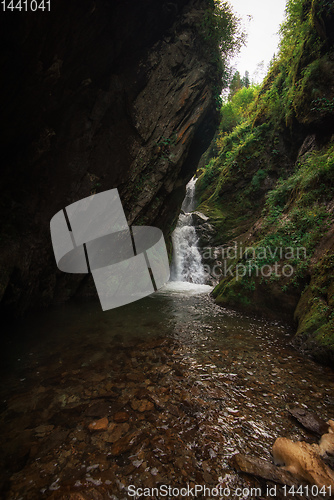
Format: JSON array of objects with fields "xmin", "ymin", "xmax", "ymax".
[{"xmin": 197, "ymin": 0, "xmax": 334, "ymax": 363}]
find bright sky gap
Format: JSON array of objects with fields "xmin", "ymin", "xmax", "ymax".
[{"xmin": 229, "ymin": 0, "xmax": 288, "ymax": 83}]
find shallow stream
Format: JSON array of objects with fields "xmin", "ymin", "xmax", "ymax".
[{"xmin": 1, "ymin": 283, "xmax": 333, "ymax": 499}]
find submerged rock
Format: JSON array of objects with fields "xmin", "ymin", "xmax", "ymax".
[
  {"xmin": 131, "ymin": 399, "xmax": 154, "ymax": 412},
  {"xmin": 230, "ymin": 453, "xmax": 298, "ymax": 487},
  {"xmin": 113, "ymin": 411, "xmax": 129, "ymax": 423},
  {"xmin": 88, "ymin": 418, "xmax": 108, "ymax": 432},
  {"xmin": 289, "ymin": 407, "xmax": 330, "ymax": 435}
]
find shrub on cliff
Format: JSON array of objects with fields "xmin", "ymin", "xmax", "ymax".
[
  {"xmin": 199, "ymin": 0, "xmax": 245, "ymax": 93},
  {"xmin": 196, "ymin": 0, "xmax": 334, "ymax": 363},
  {"xmin": 218, "ymin": 85, "xmax": 259, "ymax": 135}
]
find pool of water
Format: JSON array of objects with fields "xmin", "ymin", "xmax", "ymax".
[{"xmin": 1, "ymin": 283, "xmax": 333, "ymax": 499}]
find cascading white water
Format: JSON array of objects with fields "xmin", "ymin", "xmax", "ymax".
[
  {"xmin": 181, "ymin": 177, "xmax": 197, "ymax": 213},
  {"xmin": 170, "ymin": 178, "xmax": 206, "ymax": 284}
]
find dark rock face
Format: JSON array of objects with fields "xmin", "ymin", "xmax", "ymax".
[
  {"xmin": 192, "ymin": 212, "xmax": 217, "ymax": 247},
  {"xmin": 0, "ymin": 0, "xmax": 220, "ymax": 313}
]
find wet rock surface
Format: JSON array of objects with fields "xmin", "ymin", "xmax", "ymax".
[
  {"xmin": 288, "ymin": 408, "xmax": 330, "ymax": 436},
  {"xmin": 230, "ymin": 454, "xmax": 299, "ymax": 487},
  {"xmin": 0, "ymin": 289, "xmax": 333, "ymax": 499}
]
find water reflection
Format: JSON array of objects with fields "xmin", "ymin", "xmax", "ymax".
[{"xmin": 1, "ymin": 285, "xmax": 334, "ymax": 499}]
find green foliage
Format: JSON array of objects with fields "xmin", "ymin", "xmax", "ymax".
[
  {"xmin": 197, "ymin": 158, "xmax": 218, "ymax": 193},
  {"xmin": 279, "ymin": 0, "xmax": 307, "ymax": 57},
  {"xmin": 198, "ymin": 0, "xmax": 334, "ymax": 356},
  {"xmin": 295, "ymin": 253, "xmax": 334, "ymax": 352},
  {"xmin": 201, "ymin": 1, "xmax": 244, "ymax": 57},
  {"xmin": 267, "ymin": 143, "xmax": 334, "ymax": 209},
  {"xmin": 250, "ymin": 169, "xmax": 266, "ymax": 191},
  {"xmin": 156, "ymin": 136, "xmax": 173, "ymax": 147},
  {"xmin": 241, "ymin": 70, "xmax": 250, "ymax": 88},
  {"xmin": 217, "ymin": 101, "xmax": 238, "ymax": 133},
  {"xmin": 199, "ymin": 0, "xmax": 245, "ymax": 92},
  {"xmin": 251, "ymin": 0, "xmax": 334, "ymax": 127},
  {"xmin": 255, "ymin": 142, "xmax": 334, "ymax": 283},
  {"xmin": 228, "ymin": 70, "xmax": 251, "ymax": 98},
  {"xmin": 229, "ymin": 85, "xmax": 259, "ymax": 113},
  {"xmin": 219, "ymin": 85, "xmax": 259, "ymax": 134},
  {"xmin": 311, "ymin": 96, "xmax": 334, "ymax": 113},
  {"xmin": 197, "ymin": 114, "xmax": 270, "ymax": 209},
  {"xmin": 213, "ymin": 142, "xmax": 334, "ymax": 300}
]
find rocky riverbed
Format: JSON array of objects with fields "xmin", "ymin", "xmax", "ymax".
[{"xmin": 1, "ymin": 285, "xmax": 333, "ymax": 499}]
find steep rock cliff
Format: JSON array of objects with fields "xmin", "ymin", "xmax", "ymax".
[
  {"xmin": 0, "ymin": 0, "xmax": 221, "ymax": 313},
  {"xmin": 196, "ymin": 0, "xmax": 334, "ymax": 364}
]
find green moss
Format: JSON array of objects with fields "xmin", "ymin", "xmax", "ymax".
[
  {"xmin": 297, "ymin": 300, "xmax": 328, "ymax": 336},
  {"xmin": 197, "ymin": 0, "xmax": 334, "ymax": 360},
  {"xmin": 294, "ymin": 254, "xmax": 334, "ymax": 350},
  {"xmin": 314, "ymin": 321, "xmax": 334, "ymax": 347},
  {"xmin": 197, "ymin": 120, "xmax": 286, "ymax": 246},
  {"xmin": 213, "ymin": 277, "xmax": 252, "ymax": 308}
]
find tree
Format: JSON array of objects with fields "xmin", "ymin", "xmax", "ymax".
[
  {"xmin": 242, "ymin": 70, "xmax": 250, "ymax": 88},
  {"xmin": 220, "ymin": 85, "xmax": 260, "ymax": 134},
  {"xmin": 228, "ymin": 71, "xmax": 242, "ymax": 99}
]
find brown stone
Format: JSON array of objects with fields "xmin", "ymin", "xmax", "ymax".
[
  {"xmin": 230, "ymin": 453, "xmax": 299, "ymax": 486},
  {"xmin": 105, "ymin": 423, "xmax": 129, "ymax": 443},
  {"xmin": 88, "ymin": 417, "xmax": 108, "ymax": 431},
  {"xmin": 114, "ymin": 411, "xmax": 129, "ymax": 423},
  {"xmin": 131, "ymin": 399, "xmax": 154, "ymax": 412},
  {"xmin": 34, "ymin": 424, "xmax": 54, "ymax": 437},
  {"xmin": 108, "ymin": 431, "xmax": 142, "ymax": 456}
]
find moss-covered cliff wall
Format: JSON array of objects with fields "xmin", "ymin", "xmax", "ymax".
[
  {"xmin": 0, "ymin": 0, "xmax": 226, "ymax": 314},
  {"xmin": 197, "ymin": 0, "xmax": 334, "ymax": 364}
]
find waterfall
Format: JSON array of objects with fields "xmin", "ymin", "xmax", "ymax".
[
  {"xmin": 170, "ymin": 178, "xmax": 206, "ymax": 284},
  {"xmin": 181, "ymin": 177, "xmax": 197, "ymax": 213}
]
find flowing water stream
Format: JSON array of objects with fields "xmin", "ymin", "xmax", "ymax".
[
  {"xmin": 1, "ymin": 182, "xmax": 334, "ymax": 499},
  {"xmin": 170, "ymin": 178, "xmax": 206, "ymax": 284}
]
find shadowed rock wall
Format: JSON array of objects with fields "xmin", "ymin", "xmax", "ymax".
[{"xmin": 0, "ymin": 0, "xmax": 220, "ymax": 313}]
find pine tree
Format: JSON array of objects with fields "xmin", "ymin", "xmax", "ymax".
[
  {"xmin": 242, "ymin": 70, "xmax": 250, "ymax": 88},
  {"xmin": 228, "ymin": 71, "xmax": 242, "ymax": 99}
]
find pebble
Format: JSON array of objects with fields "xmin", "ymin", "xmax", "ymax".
[
  {"xmin": 113, "ymin": 411, "xmax": 129, "ymax": 423},
  {"xmin": 3, "ymin": 334, "xmax": 333, "ymax": 499},
  {"xmin": 131, "ymin": 399, "xmax": 154, "ymax": 412},
  {"xmin": 88, "ymin": 417, "xmax": 108, "ymax": 431}
]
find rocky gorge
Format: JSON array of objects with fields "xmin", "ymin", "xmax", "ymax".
[
  {"xmin": 196, "ymin": 0, "xmax": 334, "ymax": 365},
  {"xmin": 0, "ymin": 0, "xmax": 334, "ymax": 498},
  {"xmin": 0, "ymin": 0, "xmax": 222, "ymax": 314}
]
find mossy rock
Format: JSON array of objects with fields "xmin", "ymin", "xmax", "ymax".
[
  {"xmin": 294, "ymin": 254, "xmax": 334, "ymax": 360},
  {"xmin": 293, "ymin": 57, "xmax": 334, "ymax": 125},
  {"xmin": 212, "ymin": 270, "xmax": 301, "ymax": 323}
]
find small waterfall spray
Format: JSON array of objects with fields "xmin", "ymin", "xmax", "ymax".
[{"xmin": 171, "ymin": 178, "xmax": 206, "ymax": 284}]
